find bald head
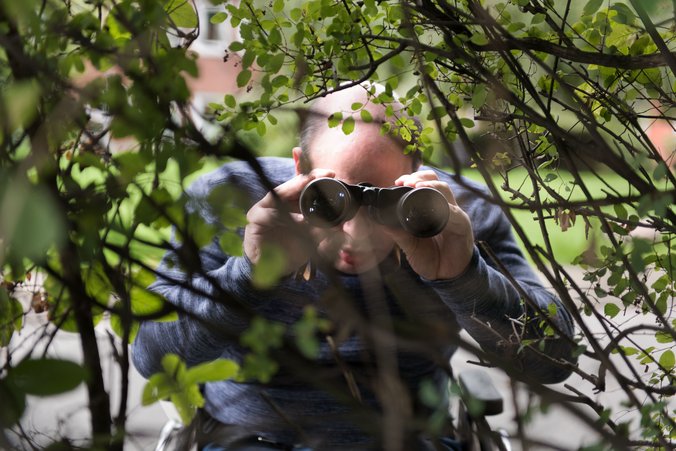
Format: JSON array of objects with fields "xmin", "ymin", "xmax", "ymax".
[{"xmin": 297, "ymin": 84, "xmax": 422, "ymax": 174}]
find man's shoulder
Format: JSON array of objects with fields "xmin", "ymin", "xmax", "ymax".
[
  {"xmin": 189, "ymin": 157, "xmax": 295, "ymax": 196},
  {"xmin": 424, "ymin": 166, "xmax": 506, "ymax": 235},
  {"xmin": 423, "ymin": 166, "xmax": 490, "ymax": 201}
]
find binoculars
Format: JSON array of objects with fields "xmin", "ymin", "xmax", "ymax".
[{"xmin": 299, "ymin": 178, "xmax": 450, "ymax": 238}]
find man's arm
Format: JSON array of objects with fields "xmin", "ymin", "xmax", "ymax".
[
  {"xmin": 131, "ymin": 230, "xmax": 260, "ymax": 377},
  {"xmin": 428, "ymin": 240, "xmax": 575, "ymax": 383},
  {"xmin": 132, "ymin": 160, "xmax": 335, "ymax": 378},
  {"xmin": 389, "ymin": 169, "xmax": 576, "ymax": 384},
  {"xmin": 437, "ymin": 176, "xmax": 575, "ymax": 383},
  {"xmin": 132, "ymin": 162, "xmax": 270, "ymax": 377}
]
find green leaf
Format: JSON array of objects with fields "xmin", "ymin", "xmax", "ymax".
[
  {"xmin": 290, "ymin": 8, "xmax": 301, "ymax": 21},
  {"xmin": 659, "ymin": 350, "xmax": 674, "ymax": 371},
  {"xmin": 507, "ymin": 22, "xmax": 525, "ymax": 33},
  {"xmin": 219, "ymin": 230, "xmax": 243, "ymax": 256},
  {"xmin": 582, "ymin": 0, "xmax": 604, "ymax": 16},
  {"xmin": 651, "ymin": 275, "xmax": 669, "ymax": 292},
  {"xmin": 252, "ymin": 243, "xmax": 287, "ymax": 289},
  {"xmin": 419, "ymin": 377, "xmax": 445, "ymax": 409},
  {"xmin": 292, "ymin": 306, "xmax": 330, "ymax": 359},
  {"xmin": 428, "ymin": 106, "xmax": 447, "ymax": 120},
  {"xmin": 268, "ymin": 28, "xmax": 282, "ymax": 46},
  {"xmin": 328, "ymin": 112, "xmax": 343, "ymax": 128},
  {"xmin": 8, "ymin": 359, "xmax": 87, "ymax": 396},
  {"xmin": 161, "ymin": 353, "xmax": 185, "ymax": 377},
  {"xmin": 351, "ymin": 102, "xmax": 363, "ymax": 110},
  {"xmin": 115, "ymin": 152, "xmax": 149, "ymax": 181},
  {"xmin": 183, "ymin": 382, "xmax": 204, "ymax": 407},
  {"xmin": 471, "ymin": 84, "xmax": 488, "ymax": 110},
  {"xmin": 241, "ymin": 317, "xmax": 286, "ymax": 354},
  {"xmin": 0, "ymin": 287, "xmax": 23, "ymax": 347},
  {"xmin": 181, "ymin": 212, "xmax": 218, "ymax": 248},
  {"xmin": 409, "ymin": 98, "xmax": 422, "ymax": 115},
  {"xmin": 531, "ymin": 13, "xmax": 546, "ymax": 24},
  {"xmin": 229, "ymin": 41, "xmax": 245, "ymax": 52},
  {"xmin": 171, "ymin": 388, "xmax": 201, "ymax": 425},
  {"xmin": 184, "ymin": 359, "xmax": 239, "ymax": 385},
  {"xmin": 342, "ymin": 116, "xmax": 356, "ymax": 135},
  {"xmin": 271, "ymin": 75, "xmax": 289, "ymax": 89},
  {"xmin": 239, "ymin": 353, "xmax": 279, "ymax": 383},
  {"xmin": 652, "ymin": 161, "xmax": 669, "ymax": 181},
  {"xmin": 209, "ymin": 12, "xmax": 228, "ymax": 24},
  {"xmin": 655, "ymin": 331, "xmax": 673, "ymax": 344},
  {"xmin": 142, "ymin": 372, "xmax": 174, "ymax": 405},
  {"xmin": 266, "ymin": 53, "xmax": 285, "ymax": 74},
  {"xmin": 135, "ymin": 188, "xmax": 173, "ymax": 226},
  {"xmin": 164, "ymin": 0, "xmax": 198, "ymax": 28},
  {"xmin": 360, "ymin": 109, "xmax": 373, "ymax": 123},
  {"xmin": 460, "ymin": 118, "xmax": 475, "ymax": 128},
  {"xmin": 0, "ymin": 379, "xmax": 26, "ymax": 426},
  {"xmin": 620, "ymin": 346, "xmax": 638, "ymax": 356},
  {"xmin": 630, "ymin": 238, "xmax": 651, "ymax": 273},
  {"xmin": 609, "ymin": 3, "xmax": 636, "ymax": 25},
  {"xmin": 613, "ymin": 203, "xmax": 628, "ymax": 220},
  {"xmin": 0, "ymin": 180, "xmax": 66, "ymax": 263},
  {"xmin": 604, "ymin": 303, "xmax": 621, "ymax": 318},
  {"xmin": 470, "ymin": 33, "xmax": 488, "ymax": 46},
  {"xmin": 236, "ymin": 69, "xmax": 252, "ymax": 88},
  {"xmin": 128, "ymin": 285, "xmax": 169, "ymax": 318},
  {"xmin": 256, "ymin": 120, "xmax": 267, "ymax": 136},
  {"xmin": 273, "ymin": 0, "xmax": 285, "ymax": 13},
  {"xmin": 224, "ymin": 94, "xmax": 236, "ymax": 108},
  {"xmin": 2, "ymin": 80, "xmax": 41, "ymax": 129}
]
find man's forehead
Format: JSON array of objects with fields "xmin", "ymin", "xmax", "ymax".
[{"xmin": 309, "ymin": 134, "xmax": 412, "ymax": 184}]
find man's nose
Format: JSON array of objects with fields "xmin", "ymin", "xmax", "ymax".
[{"xmin": 341, "ymin": 208, "xmax": 373, "ymax": 238}]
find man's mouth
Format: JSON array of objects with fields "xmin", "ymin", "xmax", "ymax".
[{"xmin": 339, "ymin": 250, "xmax": 356, "ymax": 266}]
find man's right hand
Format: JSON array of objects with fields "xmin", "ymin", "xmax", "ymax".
[{"xmin": 243, "ymin": 169, "xmax": 336, "ymax": 276}]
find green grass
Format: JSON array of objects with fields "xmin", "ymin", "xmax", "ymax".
[{"xmin": 456, "ymin": 167, "xmax": 638, "ymax": 265}]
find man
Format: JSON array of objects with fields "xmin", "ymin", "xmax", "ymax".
[{"xmin": 132, "ymin": 84, "xmax": 575, "ymax": 450}]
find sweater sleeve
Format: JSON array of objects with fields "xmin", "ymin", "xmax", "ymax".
[
  {"xmin": 131, "ymin": 249, "xmax": 257, "ymax": 377},
  {"xmin": 426, "ymin": 171, "xmax": 576, "ymax": 383},
  {"xmin": 132, "ymin": 160, "xmax": 289, "ymax": 377}
]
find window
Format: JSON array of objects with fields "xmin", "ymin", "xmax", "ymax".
[
  {"xmin": 192, "ymin": 0, "xmax": 240, "ymax": 57},
  {"xmin": 205, "ymin": 10, "xmax": 222, "ymax": 42}
]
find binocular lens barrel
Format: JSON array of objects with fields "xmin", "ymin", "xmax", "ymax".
[
  {"xmin": 299, "ymin": 178, "xmax": 449, "ymax": 237},
  {"xmin": 298, "ymin": 178, "xmax": 355, "ymax": 227},
  {"xmin": 397, "ymin": 188, "xmax": 449, "ymax": 238}
]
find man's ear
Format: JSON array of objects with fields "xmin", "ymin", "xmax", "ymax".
[{"xmin": 292, "ymin": 147, "xmax": 303, "ymax": 175}]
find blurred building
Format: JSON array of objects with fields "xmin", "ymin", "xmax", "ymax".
[
  {"xmin": 77, "ymin": 0, "xmax": 244, "ymax": 152},
  {"xmin": 188, "ymin": 0, "xmax": 243, "ymax": 117}
]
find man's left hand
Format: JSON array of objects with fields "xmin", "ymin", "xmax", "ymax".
[{"xmin": 387, "ymin": 171, "xmax": 474, "ymax": 280}]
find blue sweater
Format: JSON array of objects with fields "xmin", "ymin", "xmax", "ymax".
[{"xmin": 132, "ymin": 157, "xmax": 574, "ymax": 449}]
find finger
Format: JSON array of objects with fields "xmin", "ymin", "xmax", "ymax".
[
  {"xmin": 394, "ymin": 170, "xmax": 439, "ymax": 187},
  {"xmin": 260, "ymin": 169, "xmax": 336, "ymax": 208},
  {"xmin": 246, "ymin": 202, "xmax": 280, "ymax": 227}
]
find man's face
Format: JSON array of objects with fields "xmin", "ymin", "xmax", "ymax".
[{"xmin": 302, "ymin": 123, "xmax": 414, "ymax": 274}]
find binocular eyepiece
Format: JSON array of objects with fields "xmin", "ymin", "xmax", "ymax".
[{"xmin": 299, "ymin": 178, "xmax": 450, "ymax": 238}]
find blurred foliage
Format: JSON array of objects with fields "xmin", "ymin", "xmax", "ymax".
[
  {"xmin": 141, "ymin": 353, "xmax": 239, "ymax": 425},
  {"xmin": 0, "ymin": 0, "xmax": 674, "ymax": 449}
]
